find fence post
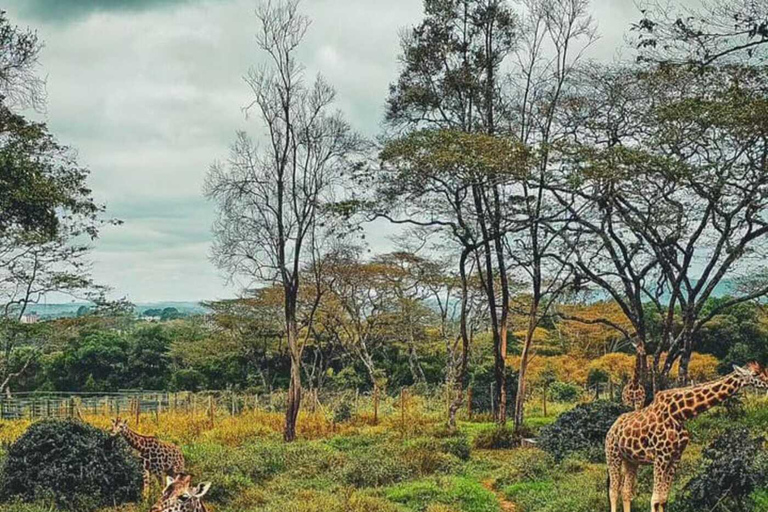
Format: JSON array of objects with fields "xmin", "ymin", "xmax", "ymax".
[
  {"xmin": 467, "ymin": 386, "xmax": 473, "ymax": 420},
  {"xmin": 490, "ymin": 383, "xmax": 495, "ymax": 419},
  {"xmin": 400, "ymin": 388, "xmax": 406, "ymax": 437},
  {"xmin": 208, "ymin": 396, "xmax": 214, "ymax": 429}
]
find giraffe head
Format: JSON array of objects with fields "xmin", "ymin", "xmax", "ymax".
[
  {"xmin": 732, "ymin": 363, "xmax": 768, "ymax": 389},
  {"xmin": 150, "ymin": 474, "xmax": 211, "ymax": 512},
  {"xmin": 110, "ymin": 417, "xmax": 129, "ymax": 436}
]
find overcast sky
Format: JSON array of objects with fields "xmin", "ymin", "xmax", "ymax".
[{"xmin": 4, "ymin": 0, "xmax": 644, "ymax": 303}]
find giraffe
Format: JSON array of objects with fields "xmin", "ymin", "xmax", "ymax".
[
  {"xmin": 110, "ymin": 417, "xmax": 185, "ymax": 498},
  {"xmin": 606, "ymin": 362, "xmax": 768, "ymax": 512},
  {"xmin": 622, "ymin": 344, "xmax": 647, "ymax": 410},
  {"xmin": 150, "ymin": 474, "xmax": 211, "ymax": 512}
]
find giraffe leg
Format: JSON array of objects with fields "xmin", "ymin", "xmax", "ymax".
[
  {"xmin": 621, "ymin": 460, "xmax": 638, "ymax": 512},
  {"xmin": 607, "ymin": 454, "xmax": 623, "ymax": 512},
  {"xmin": 142, "ymin": 469, "xmax": 151, "ymax": 500},
  {"xmin": 651, "ymin": 459, "xmax": 678, "ymax": 512}
]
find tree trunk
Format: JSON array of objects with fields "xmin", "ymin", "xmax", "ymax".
[
  {"xmin": 514, "ymin": 308, "xmax": 537, "ymax": 430},
  {"xmin": 283, "ymin": 321, "xmax": 302, "ymax": 442},
  {"xmin": 447, "ymin": 247, "xmax": 472, "ymax": 429}
]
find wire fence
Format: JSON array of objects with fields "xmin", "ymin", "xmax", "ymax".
[{"xmin": 0, "ymin": 390, "xmax": 259, "ymax": 421}]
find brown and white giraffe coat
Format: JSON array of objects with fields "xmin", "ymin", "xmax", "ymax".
[
  {"xmin": 150, "ymin": 474, "xmax": 211, "ymax": 512},
  {"xmin": 622, "ymin": 344, "xmax": 647, "ymax": 411},
  {"xmin": 606, "ymin": 363, "xmax": 768, "ymax": 512},
  {"xmin": 111, "ymin": 418, "xmax": 186, "ymax": 497}
]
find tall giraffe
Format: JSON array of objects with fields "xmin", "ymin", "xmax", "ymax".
[
  {"xmin": 622, "ymin": 344, "xmax": 647, "ymax": 410},
  {"xmin": 150, "ymin": 474, "xmax": 211, "ymax": 512},
  {"xmin": 110, "ymin": 418, "xmax": 185, "ymax": 498},
  {"xmin": 606, "ymin": 363, "xmax": 768, "ymax": 512}
]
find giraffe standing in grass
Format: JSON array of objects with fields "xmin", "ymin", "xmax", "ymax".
[
  {"xmin": 150, "ymin": 474, "xmax": 211, "ymax": 512},
  {"xmin": 622, "ymin": 345, "xmax": 647, "ymax": 411},
  {"xmin": 110, "ymin": 418, "xmax": 185, "ymax": 498},
  {"xmin": 606, "ymin": 363, "xmax": 768, "ymax": 512}
]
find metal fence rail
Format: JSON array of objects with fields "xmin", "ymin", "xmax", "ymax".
[{"xmin": 0, "ymin": 390, "xmax": 255, "ymax": 421}]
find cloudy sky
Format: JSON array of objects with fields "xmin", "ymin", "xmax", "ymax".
[{"xmin": 4, "ymin": 0, "xmax": 643, "ymax": 303}]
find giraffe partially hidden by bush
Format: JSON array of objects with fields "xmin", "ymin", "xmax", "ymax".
[
  {"xmin": 150, "ymin": 474, "xmax": 211, "ymax": 512},
  {"xmin": 621, "ymin": 345, "xmax": 647, "ymax": 411},
  {"xmin": 110, "ymin": 417, "xmax": 185, "ymax": 498},
  {"xmin": 606, "ymin": 363, "xmax": 768, "ymax": 512}
]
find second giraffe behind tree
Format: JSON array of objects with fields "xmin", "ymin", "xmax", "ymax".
[
  {"xmin": 606, "ymin": 362, "xmax": 768, "ymax": 512},
  {"xmin": 111, "ymin": 417, "xmax": 186, "ymax": 499}
]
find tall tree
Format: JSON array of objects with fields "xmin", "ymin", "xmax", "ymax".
[
  {"xmin": 506, "ymin": 0, "xmax": 595, "ymax": 429},
  {"xmin": 205, "ymin": 0, "xmax": 360, "ymax": 441},
  {"xmin": 384, "ymin": 0, "xmax": 518, "ymax": 424},
  {"xmin": 0, "ymin": 12, "xmax": 109, "ymax": 394}
]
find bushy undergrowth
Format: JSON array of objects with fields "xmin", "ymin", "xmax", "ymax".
[
  {"xmin": 678, "ymin": 427, "xmax": 768, "ymax": 512},
  {"xmin": 386, "ymin": 476, "xmax": 500, "ymax": 512},
  {"xmin": 0, "ymin": 419, "xmax": 142, "ymax": 511},
  {"xmin": 538, "ymin": 401, "xmax": 629, "ymax": 462}
]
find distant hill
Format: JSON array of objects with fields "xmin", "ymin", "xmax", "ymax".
[{"xmin": 24, "ymin": 301, "xmax": 210, "ymax": 319}]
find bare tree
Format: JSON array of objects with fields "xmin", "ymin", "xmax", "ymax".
[
  {"xmin": 0, "ymin": 10, "xmax": 46, "ymax": 110},
  {"xmin": 205, "ymin": 0, "xmax": 361, "ymax": 442},
  {"xmin": 506, "ymin": 0, "xmax": 595, "ymax": 429},
  {"xmin": 635, "ymin": 0, "xmax": 768, "ymax": 67}
]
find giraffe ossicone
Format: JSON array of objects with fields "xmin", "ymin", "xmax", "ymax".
[
  {"xmin": 606, "ymin": 362, "xmax": 768, "ymax": 512},
  {"xmin": 150, "ymin": 473, "xmax": 211, "ymax": 512}
]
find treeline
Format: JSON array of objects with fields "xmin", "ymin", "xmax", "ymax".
[
  {"xmin": 6, "ymin": 291, "xmax": 768, "ymax": 402},
  {"xmin": 4, "ymin": 0, "xmax": 768, "ymax": 442}
]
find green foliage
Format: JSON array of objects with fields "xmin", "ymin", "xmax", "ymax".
[
  {"xmin": 548, "ymin": 381, "xmax": 582, "ymax": 402},
  {"xmin": 0, "ymin": 419, "xmax": 142, "ymax": 511},
  {"xmin": 493, "ymin": 448, "xmax": 555, "ymax": 488},
  {"xmin": 342, "ymin": 446, "xmax": 411, "ymax": 488},
  {"xmin": 473, "ymin": 426, "xmax": 528, "ymax": 450},
  {"xmin": 503, "ymin": 464, "xmax": 610, "ymax": 512},
  {"xmin": 538, "ymin": 401, "xmax": 629, "ymax": 462},
  {"xmin": 678, "ymin": 427, "xmax": 768, "ymax": 512},
  {"xmin": 385, "ymin": 476, "xmax": 500, "ymax": 512}
]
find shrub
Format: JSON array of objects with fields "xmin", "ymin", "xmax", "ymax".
[
  {"xmin": 343, "ymin": 446, "xmax": 411, "ymax": 487},
  {"xmin": 474, "ymin": 426, "xmax": 531, "ymax": 450},
  {"xmin": 333, "ymin": 401, "xmax": 354, "ymax": 423},
  {"xmin": 503, "ymin": 464, "xmax": 609, "ymax": 512},
  {"xmin": 549, "ymin": 381, "xmax": 582, "ymax": 402},
  {"xmin": 0, "ymin": 419, "xmax": 142, "ymax": 511},
  {"xmin": 386, "ymin": 476, "xmax": 499, "ymax": 512},
  {"xmin": 538, "ymin": 400, "xmax": 629, "ymax": 462},
  {"xmin": 677, "ymin": 427, "xmax": 767, "ymax": 512},
  {"xmin": 494, "ymin": 448, "xmax": 554, "ymax": 488}
]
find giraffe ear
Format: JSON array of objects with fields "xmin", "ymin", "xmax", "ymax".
[
  {"xmin": 165, "ymin": 475, "xmax": 175, "ymax": 488},
  {"xmin": 733, "ymin": 364, "xmax": 752, "ymax": 377},
  {"xmin": 192, "ymin": 482, "xmax": 211, "ymax": 498}
]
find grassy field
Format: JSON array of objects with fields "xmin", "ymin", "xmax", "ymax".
[{"xmin": 1, "ymin": 395, "xmax": 767, "ymax": 512}]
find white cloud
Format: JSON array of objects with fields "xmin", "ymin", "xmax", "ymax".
[{"xmin": 3, "ymin": 0, "xmax": 643, "ymax": 301}]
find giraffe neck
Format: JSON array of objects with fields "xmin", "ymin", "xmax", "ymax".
[
  {"xmin": 632, "ymin": 344, "xmax": 646, "ymax": 383},
  {"xmin": 120, "ymin": 427, "xmax": 150, "ymax": 452},
  {"xmin": 670, "ymin": 373, "xmax": 745, "ymax": 421}
]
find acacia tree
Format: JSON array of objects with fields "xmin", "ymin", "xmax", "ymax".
[
  {"xmin": 635, "ymin": 0, "xmax": 768, "ymax": 67},
  {"xmin": 384, "ymin": 0, "xmax": 518, "ymax": 424},
  {"xmin": 506, "ymin": 0, "xmax": 595, "ymax": 430},
  {"xmin": 205, "ymin": 0, "xmax": 360, "ymax": 441},
  {"xmin": 554, "ymin": 61, "xmax": 768, "ymax": 389}
]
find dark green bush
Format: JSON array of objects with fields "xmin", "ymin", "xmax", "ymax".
[
  {"xmin": 549, "ymin": 381, "xmax": 582, "ymax": 402},
  {"xmin": 538, "ymin": 401, "xmax": 629, "ymax": 462},
  {"xmin": 473, "ymin": 426, "xmax": 531, "ymax": 450},
  {"xmin": 0, "ymin": 419, "xmax": 142, "ymax": 511},
  {"xmin": 678, "ymin": 427, "xmax": 767, "ymax": 512}
]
